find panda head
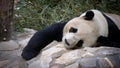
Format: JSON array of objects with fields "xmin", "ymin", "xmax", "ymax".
[{"xmin": 62, "ymin": 10, "xmax": 108, "ymax": 49}]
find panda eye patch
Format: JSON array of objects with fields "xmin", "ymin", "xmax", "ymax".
[{"xmin": 69, "ymin": 27, "xmax": 78, "ymax": 33}]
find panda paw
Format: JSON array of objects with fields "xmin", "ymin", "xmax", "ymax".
[{"xmin": 21, "ymin": 50, "xmax": 40, "ymax": 61}]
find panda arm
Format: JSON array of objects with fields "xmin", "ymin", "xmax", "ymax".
[{"xmin": 21, "ymin": 22, "xmax": 67, "ymax": 60}]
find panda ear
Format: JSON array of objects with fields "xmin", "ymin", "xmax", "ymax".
[{"xmin": 84, "ymin": 11, "xmax": 94, "ymax": 20}]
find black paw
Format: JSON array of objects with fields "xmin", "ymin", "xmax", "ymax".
[{"xmin": 21, "ymin": 50, "xmax": 40, "ymax": 61}]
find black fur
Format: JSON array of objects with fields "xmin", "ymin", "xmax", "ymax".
[
  {"xmin": 97, "ymin": 13, "xmax": 120, "ymax": 48},
  {"xmin": 21, "ymin": 22, "xmax": 67, "ymax": 60}
]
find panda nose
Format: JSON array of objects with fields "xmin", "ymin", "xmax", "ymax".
[{"xmin": 65, "ymin": 39, "xmax": 70, "ymax": 46}]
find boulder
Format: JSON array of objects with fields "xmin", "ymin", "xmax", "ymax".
[{"xmin": 29, "ymin": 42, "xmax": 120, "ymax": 68}]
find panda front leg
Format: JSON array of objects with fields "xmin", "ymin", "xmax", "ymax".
[{"xmin": 21, "ymin": 22, "xmax": 67, "ymax": 60}]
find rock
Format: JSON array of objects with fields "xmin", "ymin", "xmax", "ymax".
[
  {"xmin": 0, "ymin": 28, "xmax": 36, "ymax": 68},
  {"xmin": 17, "ymin": 37, "xmax": 31, "ymax": 48},
  {"xmin": 96, "ymin": 54, "xmax": 120, "ymax": 68},
  {"xmin": 28, "ymin": 60, "xmax": 42, "ymax": 68},
  {"xmin": 3, "ymin": 56, "xmax": 28, "ymax": 68},
  {"xmin": 30, "ymin": 43, "xmax": 67, "ymax": 68},
  {"xmin": 50, "ymin": 64, "xmax": 65, "ymax": 68},
  {"xmin": 15, "ymin": 28, "xmax": 36, "ymax": 48},
  {"xmin": 28, "ymin": 43, "xmax": 120, "ymax": 68},
  {"xmin": 23, "ymin": 28, "xmax": 36, "ymax": 34},
  {"xmin": 65, "ymin": 63, "xmax": 79, "ymax": 68},
  {"xmin": 0, "ymin": 40, "xmax": 19, "ymax": 50},
  {"xmin": 0, "ymin": 60, "xmax": 9, "ymax": 67},
  {"xmin": 78, "ymin": 57, "xmax": 97, "ymax": 68},
  {"xmin": 54, "ymin": 49, "xmax": 83, "ymax": 65}
]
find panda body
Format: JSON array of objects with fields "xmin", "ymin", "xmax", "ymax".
[
  {"xmin": 22, "ymin": 9, "xmax": 120, "ymax": 60},
  {"xmin": 105, "ymin": 13, "xmax": 120, "ymax": 30}
]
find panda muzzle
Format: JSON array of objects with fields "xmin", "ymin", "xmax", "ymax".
[{"xmin": 65, "ymin": 38, "xmax": 84, "ymax": 48}]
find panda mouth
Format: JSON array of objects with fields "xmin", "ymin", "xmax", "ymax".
[
  {"xmin": 64, "ymin": 39, "xmax": 84, "ymax": 48},
  {"xmin": 65, "ymin": 39, "xmax": 70, "ymax": 46},
  {"xmin": 76, "ymin": 40, "xmax": 84, "ymax": 47}
]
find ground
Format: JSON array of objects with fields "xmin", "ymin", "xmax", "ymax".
[{"xmin": 0, "ymin": 28, "xmax": 36, "ymax": 68}]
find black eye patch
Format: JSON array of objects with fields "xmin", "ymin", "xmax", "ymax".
[{"xmin": 69, "ymin": 27, "xmax": 78, "ymax": 33}]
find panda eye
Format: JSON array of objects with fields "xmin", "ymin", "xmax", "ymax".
[{"xmin": 69, "ymin": 27, "xmax": 78, "ymax": 33}]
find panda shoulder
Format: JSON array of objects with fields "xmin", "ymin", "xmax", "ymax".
[{"xmin": 105, "ymin": 13, "xmax": 120, "ymax": 30}]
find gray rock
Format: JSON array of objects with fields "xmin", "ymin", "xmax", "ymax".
[
  {"xmin": 96, "ymin": 54, "xmax": 120, "ymax": 68},
  {"xmin": 78, "ymin": 57, "xmax": 97, "ymax": 68},
  {"xmin": 34, "ymin": 43, "xmax": 67, "ymax": 68},
  {"xmin": 0, "ymin": 28, "xmax": 36, "ymax": 68},
  {"xmin": 4, "ymin": 56, "xmax": 28, "ymax": 68},
  {"xmin": 14, "ymin": 28, "xmax": 36, "ymax": 48},
  {"xmin": 0, "ymin": 40, "xmax": 19, "ymax": 51},
  {"xmin": 65, "ymin": 63, "xmax": 79, "ymax": 68},
  {"xmin": 50, "ymin": 64, "xmax": 65, "ymax": 68},
  {"xmin": 23, "ymin": 28, "xmax": 36, "ymax": 34},
  {"xmin": 0, "ymin": 60, "xmax": 9, "ymax": 67},
  {"xmin": 32, "ymin": 45, "xmax": 120, "ymax": 68}
]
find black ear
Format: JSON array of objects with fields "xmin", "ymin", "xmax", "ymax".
[{"xmin": 84, "ymin": 11, "xmax": 94, "ymax": 20}]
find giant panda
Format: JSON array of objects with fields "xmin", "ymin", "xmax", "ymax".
[
  {"xmin": 62, "ymin": 10, "xmax": 120, "ymax": 49},
  {"xmin": 21, "ymin": 9, "xmax": 120, "ymax": 60}
]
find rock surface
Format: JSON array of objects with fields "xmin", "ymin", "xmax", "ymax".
[
  {"xmin": 29, "ymin": 43, "xmax": 120, "ymax": 68},
  {"xmin": 0, "ymin": 40, "xmax": 19, "ymax": 51}
]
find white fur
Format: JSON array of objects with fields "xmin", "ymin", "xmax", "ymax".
[{"xmin": 81, "ymin": 10, "xmax": 108, "ymax": 37}]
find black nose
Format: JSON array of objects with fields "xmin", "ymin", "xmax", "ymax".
[
  {"xmin": 65, "ymin": 39, "xmax": 70, "ymax": 46},
  {"xmin": 76, "ymin": 40, "xmax": 84, "ymax": 47}
]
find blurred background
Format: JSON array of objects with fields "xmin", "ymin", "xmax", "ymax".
[{"xmin": 13, "ymin": 0, "xmax": 120, "ymax": 32}]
